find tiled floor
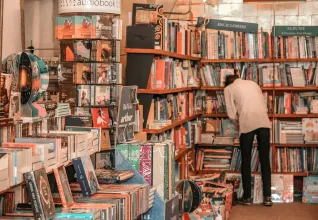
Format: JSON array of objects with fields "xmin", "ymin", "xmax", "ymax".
[{"xmin": 230, "ymin": 202, "xmax": 318, "ymax": 220}]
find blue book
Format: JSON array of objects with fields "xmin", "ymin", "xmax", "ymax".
[
  {"xmin": 55, "ymin": 208, "xmax": 101, "ymax": 219},
  {"xmin": 302, "ymin": 176, "xmax": 318, "ymax": 204}
]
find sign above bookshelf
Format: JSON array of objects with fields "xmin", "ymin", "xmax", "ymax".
[
  {"xmin": 273, "ymin": 26, "xmax": 318, "ymax": 37},
  {"xmin": 205, "ymin": 19, "xmax": 258, "ymax": 33}
]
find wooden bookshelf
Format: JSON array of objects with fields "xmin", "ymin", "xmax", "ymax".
[
  {"xmin": 201, "ymin": 113, "xmax": 228, "ymax": 118},
  {"xmin": 273, "ymin": 143, "xmax": 318, "ymax": 148},
  {"xmin": 200, "ymin": 86, "xmax": 283, "ymax": 91},
  {"xmin": 0, "ymin": 118, "xmax": 14, "ymax": 128},
  {"xmin": 138, "ymin": 87, "xmax": 199, "ymax": 94},
  {"xmin": 201, "ymin": 58, "xmax": 273, "ymax": 63},
  {"xmin": 273, "ymin": 114, "xmax": 318, "ymax": 118},
  {"xmin": 175, "ymin": 148, "xmax": 192, "ymax": 161},
  {"xmin": 197, "ymin": 170, "xmax": 308, "ymax": 177},
  {"xmin": 124, "ymin": 48, "xmax": 200, "ymax": 61},
  {"xmin": 144, "ymin": 113, "xmax": 201, "ymax": 134},
  {"xmin": 273, "ymin": 87, "xmax": 318, "ymax": 91},
  {"xmin": 201, "ymin": 58, "xmax": 318, "ymax": 63}
]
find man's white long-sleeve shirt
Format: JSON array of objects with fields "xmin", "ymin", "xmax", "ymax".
[{"xmin": 224, "ymin": 79, "xmax": 271, "ymax": 134}]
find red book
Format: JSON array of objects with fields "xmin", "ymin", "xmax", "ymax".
[
  {"xmin": 177, "ymin": 32, "xmax": 183, "ymax": 54},
  {"xmin": 155, "ymin": 60, "xmax": 165, "ymax": 89},
  {"xmin": 91, "ymin": 108, "xmax": 111, "ymax": 128},
  {"xmin": 139, "ymin": 145, "xmax": 153, "ymax": 185}
]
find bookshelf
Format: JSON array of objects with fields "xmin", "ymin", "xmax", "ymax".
[
  {"xmin": 201, "ymin": 58, "xmax": 318, "ymax": 63},
  {"xmin": 124, "ymin": 48, "xmax": 200, "ymax": 61},
  {"xmin": 144, "ymin": 114, "xmax": 201, "ymax": 134},
  {"xmin": 197, "ymin": 170, "xmax": 308, "ymax": 177},
  {"xmin": 138, "ymin": 87, "xmax": 199, "ymax": 94}
]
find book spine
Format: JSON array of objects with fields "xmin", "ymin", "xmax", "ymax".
[
  {"xmin": 164, "ymin": 145, "xmax": 169, "ymax": 201},
  {"xmin": 53, "ymin": 169, "xmax": 67, "ymax": 208},
  {"xmin": 24, "ymin": 172, "xmax": 45, "ymax": 220},
  {"xmin": 72, "ymin": 158, "xmax": 92, "ymax": 196}
]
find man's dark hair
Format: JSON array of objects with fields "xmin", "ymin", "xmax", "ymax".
[{"xmin": 225, "ymin": 75, "xmax": 239, "ymax": 87}]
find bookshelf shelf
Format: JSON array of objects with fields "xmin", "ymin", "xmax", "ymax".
[
  {"xmin": 0, "ymin": 118, "xmax": 14, "ymax": 128},
  {"xmin": 201, "ymin": 58, "xmax": 273, "ymax": 63},
  {"xmin": 273, "ymin": 87, "xmax": 318, "ymax": 91},
  {"xmin": 138, "ymin": 87, "xmax": 199, "ymax": 94},
  {"xmin": 200, "ymin": 86, "xmax": 278, "ymax": 91},
  {"xmin": 175, "ymin": 148, "xmax": 192, "ymax": 161},
  {"xmin": 273, "ymin": 114, "xmax": 318, "ymax": 118},
  {"xmin": 201, "ymin": 58, "xmax": 318, "ymax": 63},
  {"xmin": 144, "ymin": 113, "xmax": 201, "ymax": 134},
  {"xmin": 201, "ymin": 113, "xmax": 228, "ymax": 118},
  {"xmin": 197, "ymin": 170, "xmax": 307, "ymax": 177},
  {"xmin": 273, "ymin": 144, "xmax": 318, "ymax": 147},
  {"xmin": 124, "ymin": 48, "xmax": 201, "ymax": 61}
]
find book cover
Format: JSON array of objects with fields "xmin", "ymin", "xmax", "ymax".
[
  {"xmin": 57, "ymin": 63, "xmax": 74, "ymax": 84},
  {"xmin": 271, "ymin": 174, "xmax": 293, "ymax": 203},
  {"xmin": 91, "ymin": 108, "xmax": 111, "ymax": 128},
  {"xmin": 95, "ymin": 41, "xmax": 112, "ymax": 62},
  {"xmin": 95, "ymin": 63, "xmax": 113, "ymax": 84},
  {"xmin": 61, "ymin": 40, "xmax": 75, "ymax": 62},
  {"xmin": 290, "ymin": 67, "xmax": 306, "ymax": 87},
  {"xmin": 56, "ymin": 16, "xmax": 75, "ymax": 39},
  {"xmin": 74, "ymin": 63, "xmax": 93, "ymax": 84},
  {"xmin": 74, "ymin": 16, "xmax": 92, "ymax": 39},
  {"xmin": 93, "ymin": 86, "xmax": 110, "ymax": 106},
  {"xmin": 0, "ymin": 73, "xmax": 12, "ymax": 117},
  {"xmin": 34, "ymin": 168, "xmax": 56, "ymax": 219},
  {"xmin": 92, "ymin": 15, "xmax": 113, "ymax": 39},
  {"xmin": 55, "ymin": 208, "xmax": 101, "ymax": 219},
  {"xmin": 8, "ymin": 92, "xmax": 21, "ymax": 119},
  {"xmin": 65, "ymin": 116, "xmax": 92, "ymax": 127},
  {"xmin": 302, "ymin": 176, "xmax": 318, "ymax": 204},
  {"xmin": 75, "ymin": 40, "xmax": 91, "ymax": 62},
  {"xmin": 72, "ymin": 156, "xmax": 100, "ymax": 197},
  {"xmin": 59, "ymin": 84, "xmax": 76, "ymax": 106},
  {"xmin": 77, "ymin": 85, "xmax": 92, "ymax": 107},
  {"xmin": 0, "ymin": 153, "xmax": 9, "ymax": 192},
  {"xmin": 53, "ymin": 166, "xmax": 75, "ymax": 208}
]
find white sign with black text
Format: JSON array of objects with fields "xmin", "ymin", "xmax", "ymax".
[{"xmin": 59, "ymin": 0, "xmax": 121, "ymax": 14}]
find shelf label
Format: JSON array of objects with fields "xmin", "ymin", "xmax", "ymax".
[
  {"xmin": 272, "ymin": 26, "xmax": 318, "ymax": 36},
  {"xmin": 205, "ymin": 19, "xmax": 258, "ymax": 33},
  {"xmin": 59, "ymin": 0, "xmax": 121, "ymax": 14}
]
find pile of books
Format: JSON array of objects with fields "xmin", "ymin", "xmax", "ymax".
[{"xmin": 274, "ymin": 120, "xmax": 304, "ymax": 144}]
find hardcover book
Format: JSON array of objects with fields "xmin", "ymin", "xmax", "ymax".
[
  {"xmin": 92, "ymin": 15, "xmax": 113, "ymax": 39},
  {"xmin": 60, "ymin": 40, "xmax": 75, "ymax": 62},
  {"xmin": 74, "ymin": 63, "xmax": 93, "ymax": 84},
  {"xmin": 271, "ymin": 174, "xmax": 293, "ymax": 203},
  {"xmin": 65, "ymin": 115, "xmax": 92, "ymax": 127},
  {"xmin": 57, "ymin": 63, "xmax": 74, "ymax": 84},
  {"xmin": 72, "ymin": 156, "xmax": 100, "ymax": 197},
  {"xmin": 24, "ymin": 168, "xmax": 56, "ymax": 220},
  {"xmin": 91, "ymin": 108, "xmax": 111, "ymax": 128},
  {"xmin": 302, "ymin": 176, "xmax": 318, "ymax": 204}
]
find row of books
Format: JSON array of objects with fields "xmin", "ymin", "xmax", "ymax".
[
  {"xmin": 16, "ymin": 156, "xmax": 154, "ymax": 219},
  {"xmin": 76, "ymin": 85, "xmax": 115, "ymax": 107},
  {"xmin": 200, "ymin": 63, "xmax": 317, "ymax": 88},
  {"xmin": 60, "ymin": 40, "xmax": 120, "ymax": 63},
  {"xmin": 146, "ymin": 92, "xmax": 197, "ymax": 129},
  {"xmin": 0, "ymin": 129, "xmax": 102, "ymax": 191},
  {"xmin": 196, "ymin": 147, "xmax": 272, "ymax": 172},
  {"xmin": 147, "ymin": 59, "xmax": 199, "ymax": 89},
  {"xmin": 276, "ymin": 147, "xmax": 318, "ymax": 173},
  {"xmin": 58, "ymin": 62, "xmax": 122, "ymax": 85},
  {"xmin": 273, "ymin": 36, "xmax": 318, "ymax": 59},
  {"xmin": 56, "ymin": 15, "xmax": 122, "ymax": 40},
  {"xmin": 117, "ymin": 141, "xmax": 175, "ymax": 201},
  {"xmin": 201, "ymin": 30, "xmax": 271, "ymax": 60}
]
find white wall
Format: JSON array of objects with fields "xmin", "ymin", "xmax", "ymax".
[{"xmin": 2, "ymin": 0, "xmax": 22, "ymax": 58}]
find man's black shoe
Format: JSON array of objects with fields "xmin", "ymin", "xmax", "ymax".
[
  {"xmin": 263, "ymin": 197, "xmax": 273, "ymax": 207},
  {"xmin": 237, "ymin": 198, "xmax": 252, "ymax": 206}
]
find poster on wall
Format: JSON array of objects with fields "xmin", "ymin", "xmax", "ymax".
[{"xmin": 59, "ymin": 0, "xmax": 121, "ymax": 15}]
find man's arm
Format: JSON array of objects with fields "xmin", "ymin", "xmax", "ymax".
[{"xmin": 224, "ymin": 87, "xmax": 238, "ymax": 120}]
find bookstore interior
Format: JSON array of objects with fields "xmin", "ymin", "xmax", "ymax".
[{"xmin": 0, "ymin": 0, "xmax": 318, "ymax": 219}]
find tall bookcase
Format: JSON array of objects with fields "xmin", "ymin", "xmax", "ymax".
[{"xmin": 125, "ymin": 26, "xmax": 202, "ymax": 180}]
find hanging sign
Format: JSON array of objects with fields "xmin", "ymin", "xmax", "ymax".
[
  {"xmin": 272, "ymin": 26, "xmax": 318, "ymax": 36},
  {"xmin": 206, "ymin": 19, "xmax": 258, "ymax": 33},
  {"xmin": 59, "ymin": 0, "xmax": 121, "ymax": 14}
]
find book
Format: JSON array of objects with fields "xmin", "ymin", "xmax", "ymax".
[
  {"xmin": 92, "ymin": 15, "xmax": 113, "ymax": 39},
  {"xmin": 75, "ymin": 40, "xmax": 91, "ymax": 62},
  {"xmin": 72, "ymin": 156, "xmax": 100, "ymax": 197},
  {"xmin": 95, "ymin": 63, "xmax": 113, "ymax": 84},
  {"xmin": 74, "ymin": 15, "xmax": 93, "ymax": 39},
  {"xmin": 60, "ymin": 40, "xmax": 75, "ymax": 62},
  {"xmin": 77, "ymin": 85, "xmax": 93, "ymax": 107},
  {"xmin": 0, "ymin": 73, "xmax": 12, "ymax": 118},
  {"xmin": 271, "ymin": 174, "xmax": 294, "ymax": 203},
  {"xmin": 74, "ymin": 63, "xmax": 93, "ymax": 84},
  {"xmin": 94, "ymin": 41, "xmax": 112, "ymax": 62},
  {"xmin": 8, "ymin": 92, "xmax": 21, "ymax": 119},
  {"xmin": 56, "ymin": 16, "xmax": 75, "ymax": 39},
  {"xmin": 91, "ymin": 108, "xmax": 111, "ymax": 128},
  {"xmin": 95, "ymin": 169, "xmax": 134, "ymax": 184},
  {"xmin": 0, "ymin": 153, "xmax": 9, "ymax": 192},
  {"xmin": 93, "ymin": 86, "xmax": 110, "ymax": 106},
  {"xmin": 302, "ymin": 176, "xmax": 318, "ymax": 204},
  {"xmin": 24, "ymin": 168, "xmax": 56, "ymax": 219},
  {"xmin": 55, "ymin": 208, "xmax": 101, "ymax": 219}
]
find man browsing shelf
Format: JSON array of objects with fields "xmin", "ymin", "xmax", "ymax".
[{"xmin": 224, "ymin": 75, "xmax": 272, "ymax": 207}]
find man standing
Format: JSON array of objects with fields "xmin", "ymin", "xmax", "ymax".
[{"xmin": 224, "ymin": 75, "xmax": 272, "ymax": 207}]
